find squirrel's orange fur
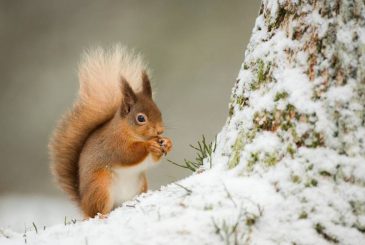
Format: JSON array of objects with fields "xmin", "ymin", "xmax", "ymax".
[{"xmin": 49, "ymin": 45, "xmax": 172, "ymax": 218}]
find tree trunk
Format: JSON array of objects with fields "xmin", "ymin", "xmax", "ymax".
[
  {"xmin": 213, "ymin": 0, "xmax": 365, "ymax": 243},
  {"xmin": 1, "ymin": 1, "xmax": 364, "ymax": 244}
]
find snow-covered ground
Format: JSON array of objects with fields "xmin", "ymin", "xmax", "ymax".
[
  {"xmin": 1, "ymin": 163, "xmax": 364, "ymax": 244},
  {"xmin": 0, "ymin": 169, "xmax": 264, "ymax": 245},
  {"xmin": 0, "ymin": 195, "xmax": 80, "ymax": 232}
]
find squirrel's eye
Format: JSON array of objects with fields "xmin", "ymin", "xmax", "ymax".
[{"xmin": 136, "ymin": 113, "xmax": 147, "ymax": 125}]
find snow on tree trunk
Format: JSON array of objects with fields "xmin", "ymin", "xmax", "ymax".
[
  {"xmin": 213, "ymin": 0, "xmax": 365, "ymax": 243},
  {"xmin": 1, "ymin": 1, "xmax": 365, "ymax": 244}
]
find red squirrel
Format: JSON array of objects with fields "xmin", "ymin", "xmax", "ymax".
[{"xmin": 49, "ymin": 45, "xmax": 172, "ymax": 218}]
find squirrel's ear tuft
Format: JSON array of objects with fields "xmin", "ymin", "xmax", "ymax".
[
  {"xmin": 120, "ymin": 77, "xmax": 137, "ymax": 117},
  {"xmin": 141, "ymin": 71, "xmax": 152, "ymax": 98}
]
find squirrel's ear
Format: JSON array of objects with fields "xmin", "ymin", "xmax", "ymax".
[
  {"xmin": 120, "ymin": 77, "xmax": 137, "ymax": 117},
  {"xmin": 141, "ymin": 71, "xmax": 152, "ymax": 98}
]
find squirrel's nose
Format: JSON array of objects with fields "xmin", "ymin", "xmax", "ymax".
[{"xmin": 156, "ymin": 127, "xmax": 164, "ymax": 135}]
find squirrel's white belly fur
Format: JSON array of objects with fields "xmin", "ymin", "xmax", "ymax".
[{"xmin": 110, "ymin": 154, "xmax": 158, "ymax": 207}]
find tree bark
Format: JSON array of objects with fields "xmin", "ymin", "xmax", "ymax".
[{"xmin": 213, "ymin": 0, "xmax": 365, "ymax": 243}]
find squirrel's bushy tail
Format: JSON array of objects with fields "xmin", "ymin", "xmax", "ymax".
[{"xmin": 49, "ymin": 44, "xmax": 148, "ymax": 202}]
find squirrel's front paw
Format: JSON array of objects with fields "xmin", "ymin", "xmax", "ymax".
[
  {"xmin": 158, "ymin": 137, "xmax": 173, "ymax": 154},
  {"xmin": 147, "ymin": 139, "xmax": 164, "ymax": 159}
]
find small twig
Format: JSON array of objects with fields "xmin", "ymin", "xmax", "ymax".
[
  {"xmin": 32, "ymin": 222, "xmax": 38, "ymax": 234},
  {"xmin": 174, "ymin": 183, "xmax": 193, "ymax": 195},
  {"xmin": 23, "ymin": 229, "xmax": 27, "ymax": 244},
  {"xmin": 211, "ymin": 217, "xmax": 224, "ymax": 240},
  {"xmin": 222, "ymin": 182, "xmax": 237, "ymax": 208},
  {"xmin": 241, "ymin": 197, "xmax": 264, "ymax": 216}
]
